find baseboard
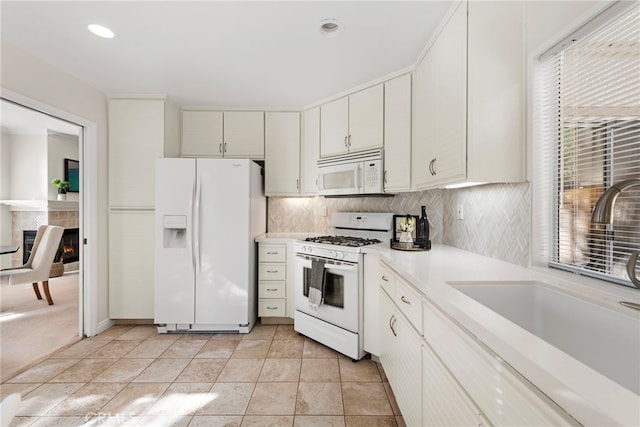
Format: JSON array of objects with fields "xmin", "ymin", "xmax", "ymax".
[
  {"xmin": 95, "ymin": 318, "xmax": 116, "ymax": 335},
  {"xmin": 259, "ymin": 317, "xmax": 294, "ymax": 325},
  {"xmin": 113, "ymin": 319, "xmax": 154, "ymax": 325}
]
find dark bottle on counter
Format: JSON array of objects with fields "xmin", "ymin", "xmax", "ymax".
[{"xmin": 416, "ymin": 205, "xmax": 431, "ymax": 250}]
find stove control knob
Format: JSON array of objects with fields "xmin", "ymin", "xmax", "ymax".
[
  {"xmin": 337, "ymin": 251, "xmax": 345, "ymax": 260},
  {"xmin": 330, "ymin": 250, "xmax": 338, "ymax": 259}
]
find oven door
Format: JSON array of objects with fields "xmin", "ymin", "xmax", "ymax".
[
  {"xmin": 294, "ymin": 254, "xmax": 360, "ymax": 332},
  {"xmin": 317, "ymin": 161, "xmax": 363, "ymax": 196}
]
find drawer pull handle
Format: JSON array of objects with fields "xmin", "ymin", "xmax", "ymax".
[
  {"xmin": 401, "ymin": 296, "xmax": 411, "ymax": 305},
  {"xmin": 381, "ymin": 276, "xmax": 389, "ymax": 282},
  {"xmin": 266, "ymin": 251, "xmax": 279, "ymax": 255},
  {"xmin": 266, "ymin": 288, "xmax": 278, "ymax": 291},
  {"xmin": 267, "ymin": 306, "xmax": 278, "ymax": 310},
  {"xmin": 389, "ymin": 315, "xmax": 397, "ymax": 336},
  {"xmin": 266, "ymin": 270, "xmax": 279, "ymax": 273}
]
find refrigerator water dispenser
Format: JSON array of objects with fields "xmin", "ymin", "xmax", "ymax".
[{"xmin": 163, "ymin": 215, "xmax": 187, "ymax": 248}]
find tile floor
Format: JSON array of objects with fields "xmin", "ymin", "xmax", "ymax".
[{"xmin": 2, "ymin": 324, "xmax": 405, "ymax": 427}]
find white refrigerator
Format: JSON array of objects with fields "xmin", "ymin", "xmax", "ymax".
[{"xmin": 154, "ymin": 158, "xmax": 266, "ymax": 333}]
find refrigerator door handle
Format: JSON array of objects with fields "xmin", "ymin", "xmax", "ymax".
[{"xmin": 194, "ymin": 175, "xmax": 202, "ymax": 273}]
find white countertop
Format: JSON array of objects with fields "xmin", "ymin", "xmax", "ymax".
[
  {"xmin": 366, "ymin": 243, "xmax": 640, "ymax": 426},
  {"xmin": 255, "ymin": 232, "xmax": 316, "ymax": 244}
]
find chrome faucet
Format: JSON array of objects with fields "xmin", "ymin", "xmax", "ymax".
[{"xmin": 591, "ymin": 178, "xmax": 640, "ymax": 290}]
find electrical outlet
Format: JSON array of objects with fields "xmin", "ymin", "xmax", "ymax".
[
  {"xmin": 321, "ymin": 206, "xmax": 327, "ymax": 217},
  {"xmin": 456, "ymin": 204, "xmax": 464, "ymax": 220}
]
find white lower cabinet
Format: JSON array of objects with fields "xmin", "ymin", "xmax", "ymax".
[
  {"xmin": 380, "ymin": 289, "xmax": 422, "ymax": 427},
  {"xmin": 378, "ymin": 261, "xmax": 577, "ymax": 427},
  {"xmin": 422, "ymin": 343, "xmax": 480, "ymax": 426},
  {"xmin": 108, "ymin": 211, "xmax": 154, "ymax": 319},
  {"xmin": 258, "ymin": 243, "xmax": 287, "ymax": 317},
  {"xmin": 422, "ymin": 298, "xmax": 577, "ymax": 426}
]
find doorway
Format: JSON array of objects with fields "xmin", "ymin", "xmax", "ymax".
[{"xmin": 0, "ymin": 98, "xmax": 89, "ymax": 380}]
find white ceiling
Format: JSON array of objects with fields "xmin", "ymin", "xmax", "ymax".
[{"xmin": 0, "ymin": 1, "xmax": 453, "ymax": 108}]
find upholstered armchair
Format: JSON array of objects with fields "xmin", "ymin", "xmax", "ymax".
[{"xmin": 0, "ymin": 225, "xmax": 65, "ymax": 305}]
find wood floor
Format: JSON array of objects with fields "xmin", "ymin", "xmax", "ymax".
[{"xmin": 0, "ymin": 272, "xmax": 80, "ymax": 382}]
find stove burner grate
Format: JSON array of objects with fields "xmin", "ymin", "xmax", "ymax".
[{"xmin": 304, "ymin": 235, "xmax": 381, "ymax": 247}]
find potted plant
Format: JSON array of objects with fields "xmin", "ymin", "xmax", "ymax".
[
  {"xmin": 51, "ymin": 178, "xmax": 71, "ymax": 200},
  {"xmin": 50, "ymin": 239, "xmax": 65, "ymax": 277}
]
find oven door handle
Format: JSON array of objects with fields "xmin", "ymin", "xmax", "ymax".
[{"xmin": 295, "ymin": 255, "xmax": 359, "ymax": 272}]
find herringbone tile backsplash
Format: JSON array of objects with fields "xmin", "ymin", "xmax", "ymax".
[{"xmin": 268, "ymin": 182, "xmax": 530, "ymax": 266}]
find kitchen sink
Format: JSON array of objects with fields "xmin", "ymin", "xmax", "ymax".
[{"xmin": 452, "ymin": 281, "xmax": 640, "ymax": 394}]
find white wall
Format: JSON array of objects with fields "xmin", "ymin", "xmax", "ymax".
[
  {"xmin": 6, "ymin": 133, "xmax": 48, "ymax": 200},
  {"xmin": 0, "ymin": 133, "xmax": 12, "ymax": 266},
  {"xmin": 47, "ymin": 133, "xmax": 80, "ymax": 202},
  {"xmin": 1, "ymin": 39, "xmax": 109, "ymax": 326},
  {"xmin": 525, "ymin": 1, "xmax": 611, "ymax": 55}
]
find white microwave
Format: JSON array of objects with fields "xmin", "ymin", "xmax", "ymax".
[{"xmin": 317, "ymin": 150, "xmax": 384, "ymax": 196}]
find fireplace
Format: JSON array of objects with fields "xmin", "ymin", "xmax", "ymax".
[{"xmin": 22, "ymin": 227, "xmax": 80, "ymax": 264}]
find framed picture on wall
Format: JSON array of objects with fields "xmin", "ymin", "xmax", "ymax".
[{"xmin": 64, "ymin": 158, "xmax": 79, "ymax": 192}]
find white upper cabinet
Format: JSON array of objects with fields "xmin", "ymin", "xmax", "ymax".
[
  {"xmin": 181, "ymin": 110, "xmax": 264, "ymax": 159},
  {"xmin": 301, "ymin": 107, "xmax": 320, "ymax": 195},
  {"xmin": 348, "ymin": 84, "xmax": 384, "ymax": 153},
  {"xmin": 466, "ymin": 0, "xmax": 525, "ymax": 183},
  {"xmin": 265, "ymin": 112, "xmax": 300, "ymax": 196},
  {"xmin": 412, "ymin": 0, "xmax": 525, "ymax": 190},
  {"xmin": 109, "ymin": 97, "xmax": 180, "ymax": 208},
  {"xmin": 412, "ymin": 1, "xmax": 467, "ymax": 190},
  {"xmin": 320, "ymin": 96, "xmax": 349, "ymax": 158},
  {"xmin": 223, "ymin": 111, "xmax": 265, "ymax": 159},
  {"xmin": 182, "ymin": 111, "xmax": 223, "ymax": 157},
  {"xmin": 320, "ymin": 84, "xmax": 383, "ymax": 158},
  {"xmin": 384, "ymin": 73, "xmax": 412, "ymax": 192}
]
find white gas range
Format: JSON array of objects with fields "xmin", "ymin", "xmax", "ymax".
[{"xmin": 294, "ymin": 212, "xmax": 393, "ymax": 360}]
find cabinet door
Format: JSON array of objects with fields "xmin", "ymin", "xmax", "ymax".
[
  {"xmin": 320, "ymin": 97, "xmax": 349, "ymax": 158},
  {"xmin": 432, "ymin": 0, "xmax": 467, "ymax": 186},
  {"xmin": 412, "ymin": 2, "xmax": 467, "ymax": 190},
  {"xmin": 412, "ymin": 40, "xmax": 438, "ymax": 190},
  {"xmin": 301, "ymin": 107, "xmax": 320, "ymax": 194},
  {"xmin": 348, "ymin": 84, "xmax": 384, "ymax": 153},
  {"xmin": 109, "ymin": 211, "xmax": 154, "ymax": 318},
  {"xmin": 422, "ymin": 344, "xmax": 481, "ymax": 426},
  {"xmin": 223, "ymin": 111, "xmax": 265, "ymax": 159},
  {"xmin": 379, "ymin": 290, "xmax": 397, "ymax": 385},
  {"xmin": 467, "ymin": 1, "xmax": 525, "ymax": 183},
  {"xmin": 394, "ymin": 311, "xmax": 423, "ymax": 427},
  {"xmin": 384, "ymin": 74, "xmax": 412, "ymax": 192},
  {"xmin": 182, "ymin": 111, "xmax": 223, "ymax": 157},
  {"xmin": 108, "ymin": 99, "xmax": 165, "ymax": 208},
  {"xmin": 265, "ymin": 112, "xmax": 300, "ymax": 196}
]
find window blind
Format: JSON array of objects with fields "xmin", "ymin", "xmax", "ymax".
[{"xmin": 545, "ymin": 2, "xmax": 640, "ymax": 287}]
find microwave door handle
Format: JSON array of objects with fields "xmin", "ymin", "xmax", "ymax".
[{"xmin": 353, "ymin": 164, "xmax": 361, "ymax": 193}]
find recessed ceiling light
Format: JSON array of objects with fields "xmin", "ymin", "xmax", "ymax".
[
  {"xmin": 88, "ymin": 24, "xmax": 115, "ymax": 39},
  {"xmin": 320, "ymin": 19, "xmax": 342, "ymax": 37}
]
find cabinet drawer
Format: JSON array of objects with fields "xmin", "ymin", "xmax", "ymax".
[
  {"xmin": 258, "ymin": 263, "xmax": 286, "ymax": 281},
  {"xmin": 258, "ymin": 244, "xmax": 286, "ymax": 262},
  {"xmin": 379, "ymin": 263, "xmax": 396, "ymax": 297},
  {"xmin": 259, "ymin": 299, "xmax": 286, "ymax": 317},
  {"xmin": 259, "ymin": 282, "xmax": 286, "ymax": 299},
  {"xmin": 395, "ymin": 279, "xmax": 422, "ymax": 333}
]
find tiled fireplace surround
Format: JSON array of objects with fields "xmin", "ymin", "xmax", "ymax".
[
  {"xmin": 11, "ymin": 210, "xmax": 80, "ymax": 270},
  {"xmin": 268, "ymin": 183, "xmax": 530, "ymax": 267}
]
